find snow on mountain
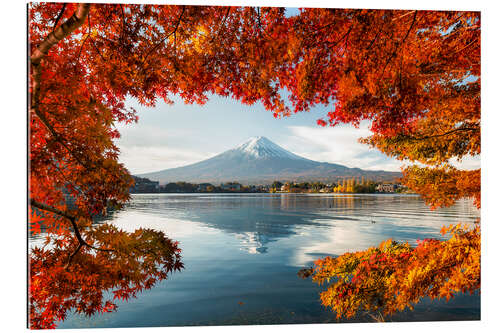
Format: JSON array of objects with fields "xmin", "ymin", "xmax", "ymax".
[
  {"xmin": 137, "ymin": 136, "xmax": 401, "ymax": 184},
  {"xmin": 231, "ymin": 136, "xmax": 307, "ymax": 160}
]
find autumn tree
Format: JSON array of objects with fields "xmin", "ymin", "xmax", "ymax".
[
  {"xmin": 28, "ymin": 3, "xmax": 309, "ymax": 328},
  {"xmin": 281, "ymin": 9, "xmax": 480, "ymax": 209},
  {"xmin": 29, "ymin": 3, "xmax": 480, "ymax": 327},
  {"xmin": 28, "ymin": 3, "xmax": 196, "ymax": 328},
  {"xmin": 286, "ymin": 9, "xmax": 480, "ymax": 320},
  {"xmin": 300, "ymin": 224, "xmax": 480, "ymax": 320}
]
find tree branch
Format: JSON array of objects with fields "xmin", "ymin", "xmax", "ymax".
[
  {"xmin": 391, "ymin": 10, "xmax": 416, "ymax": 22},
  {"xmin": 30, "ymin": 198, "xmax": 115, "ymax": 254},
  {"xmin": 366, "ymin": 25, "xmax": 383, "ymax": 51},
  {"xmin": 51, "ymin": 3, "xmax": 67, "ymax": 32},
  {"xmin": 210, "ymin": 7, "xmax": 231, "ymax": 43},
  {"xmin": 74, "ymin": 14, "xmax": 91, "ymax": 70},
  {"xmin": 30, "ymin": 198, "xmax": 84, "ymax": 242},
  {"xmin": 310, "ymin": 22, "xmax": 353, "ymax": 50},
  {"xmin": 381, "ymin": 11, "xmax": 417, "ymax": 76},
  {"xmin": 31, "ymin": 107, "xmax": 90, "ymax": 170},
  {"xmin": 119, "ymin": 4, "xmax": 126, "ymax": 38},
  {"xmin": 64, "ymin": 243, "xmax": 83, "ymax": 269},
  {"xmin": 406, "ymin": 127, "xmax": 479, "ymax": 141},
  {"xmin": 31, "ymin": 3, "xmax": 90, "ymax": 65},
  {"xmin": 30, "ymin": 3, "xmax": 91, "ymax": 113},
  {"xmin": 257, "ymin": 7, "xmax": 262, "ymax": 37},
  {"xmin": 142, "ymin": 6, "xmax": 185, "ymax": 65}
]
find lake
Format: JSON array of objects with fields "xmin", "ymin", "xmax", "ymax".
[{"xmin": 32, "ymin": 193, "xmax": 480, "ymax": 328}]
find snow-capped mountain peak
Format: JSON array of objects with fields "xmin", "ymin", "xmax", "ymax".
[
  {"xmin": 232, "ymin": 136, "xmax": 307, "ymax": 160},
  {"xmin": 137, "ymin": 136, "xmax": 402, "ymax": 184}
]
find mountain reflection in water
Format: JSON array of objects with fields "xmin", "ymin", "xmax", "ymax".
[{"xmin": 48, "ymin": 193, "xmax": 479, "ymax": 328}]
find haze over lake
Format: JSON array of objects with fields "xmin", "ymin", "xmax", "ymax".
[{"xmin": 29, "ymin": 193, "xmax": 480, "ymax": 328}]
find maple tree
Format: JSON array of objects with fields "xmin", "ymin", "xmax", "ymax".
[
  {"xmin": 280, "ymin": 9, "xmax": 480, "ymax": 209},
  {"xmin": 29, "ymin": 221, "xmax": 182, "ymax": 329},
  {"xmin": 28, "ymin": 3, "xmax": 297, "ymax": 328},
  {"xmin": 299, "ymin": 224, "xmax": 480, "ymax": 320},
  {"xmin": 29, "ymin": 3, "xmax": 480, "ymax": 327},
  {"xmin": 285, "ymin": 9, "xmax": 480, "ymax": 320}
]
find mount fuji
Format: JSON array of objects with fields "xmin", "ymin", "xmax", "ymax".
[{"xmin": 136, "ymin": 136, "xmax": 401, "ymax": 184}]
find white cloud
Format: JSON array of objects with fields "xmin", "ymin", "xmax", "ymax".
[
  {"xmin": 281, "ymin": 124, "xmax": 480, "ymax": 172},
  {"xmin": 114, "ymin": 122, "xmax": 219, "ymax": 174},
  {"xmin": 450, "ymin": 155, "xmax": 481, "ymax": 170},
  {"xmin": 117, "ymin": 145, "xmax": 213, "ymax": 174},
  {"xmin": 114, "ymin": 123, "xmax": 191, "ymax": 148},
  {"xmin": 281, "ymin": 123, "xmax": 405, "ymax": 171}
]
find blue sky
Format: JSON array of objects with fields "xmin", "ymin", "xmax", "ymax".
[{"xmin": 114, "ymin": 94, "xmax": 480, "ymax": 175}]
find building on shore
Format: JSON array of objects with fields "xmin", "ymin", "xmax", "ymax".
[
  {"xmin": 256, "ymin": 184, "xmax": 270, "ymax": 192},
  {"xmin": 376, "ymin": 183, "xmax": 399, "ymax": 193},
  {"xmin": 197, "ymin": 183, "xmax": 214, "ymax": 192},
  {"xmin": 221, "ymin": 182, "xmax": 242, "ymax": 191}
]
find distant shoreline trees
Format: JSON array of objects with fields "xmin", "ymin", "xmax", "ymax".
[{"xmin": 130, "ymin": 176, "xmax": 407, "ymax": 194}]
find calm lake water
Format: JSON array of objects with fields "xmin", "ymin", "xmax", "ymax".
[{"xmin": 33, "ymin": 193, "xmax": 480, "ymax": 328}]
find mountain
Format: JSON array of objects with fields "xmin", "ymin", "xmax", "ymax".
[{"xmin": 136, "ymin": 136, "xmax": 401, "ymax": 184}]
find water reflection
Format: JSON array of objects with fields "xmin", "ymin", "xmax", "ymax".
[
  {"xmin": 29, "ymin": 221, "xmax": 184, "ymax": 329},
  {"xmin": 118, "ymin": 193, "xmax": 478, "ymax": 257},
  {"xmin": 50, "ymin": 193, "xmax": 479, "ymax": 328}
]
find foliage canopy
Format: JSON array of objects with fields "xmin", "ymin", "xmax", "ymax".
[{"xmin": 29, "ymin": 3, "xmax": 480, "ymax": 327}]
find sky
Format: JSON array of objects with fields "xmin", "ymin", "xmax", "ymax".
[{"xmin": 114, "ymin": 94, "xmax": 480, "ymax": 175}]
